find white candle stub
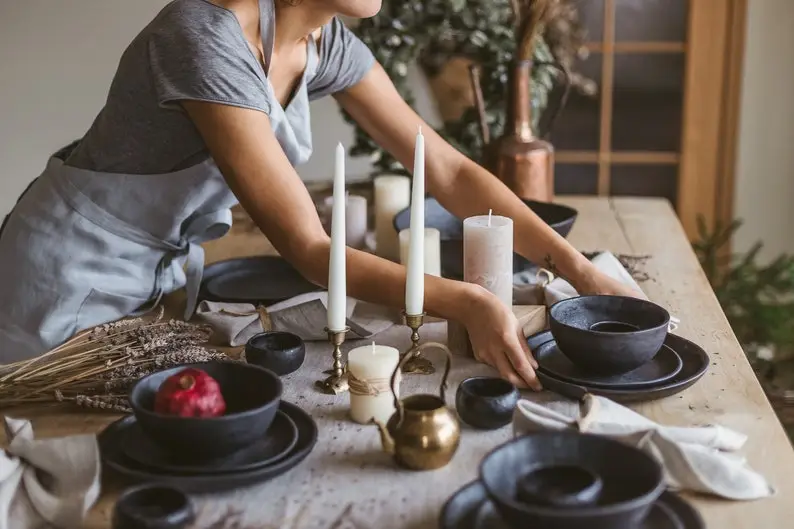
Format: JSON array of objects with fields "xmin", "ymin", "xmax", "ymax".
[
  {"xmin": 374, "ymin": 176, "xmax": 411, "ymax": 260},
  {"xmin": 347, "ymin": 343, "xmax": 400, "ymax": 424},
  {"xmin": 399, "ymin": 228, "xmax": 441, "ymax": 277},
  {"xmin": 463, "ymin": 214, "xmax": 514, "ymax": 308}
]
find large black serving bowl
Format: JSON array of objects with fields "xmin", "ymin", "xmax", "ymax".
[
  {"xmin": 129, "ymin": 361, "xmax": 283, "ymax": 461},
  {"xmin": 480, "ymin": 432, "xmax": 665, "ymax": 529},
  {"xmin": 393, "ymin": 197, "xmax": 577, "ymax": 278},
  {"xmin": 549, "ymin": 295, "xmax": 671, "ymax": 376}
]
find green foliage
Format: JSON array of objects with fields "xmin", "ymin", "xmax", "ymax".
[{"xmin": 344, "ymin": 0, "xmax": 561, "ymax": 175}]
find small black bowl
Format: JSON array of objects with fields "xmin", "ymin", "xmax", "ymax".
[
  {"xmin": 245, "ymin": 331, "xmax": 306, "ymax": 376},
  {"xmin": 129, "ymin": 361, "xmax": 282, "ymax": 461},
  {"xmin": 393, "ymin": 197, "xmax": 577, "ymax": 278},
  {"xmin": 480, "ymin": 432, "xmax": 665, "ymax": 529},
  {"xmin": 516, "ymin": 464, "xmax": 603, "ymax": 507},
  {"xmin": 455, "ymin": 377, "xmax": 519, "ymax": 430},
  {"xmin": 549, "ymin": 295, "xmax": 671, "ymax": 376},
  {"xmin": 112, "ymin": 484, "xmax": 194, "ymax": 529}
]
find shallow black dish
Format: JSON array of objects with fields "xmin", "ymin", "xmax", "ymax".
[
  {"xmin": 440, "ymin": 481, "xmax": 704, "ymax": 529},
  {"xmin": 527, "ymin": 330, "xmax": 710, "ymax": 403},
  {"xmin": 549, "ymin": 295, "xmax": 671, "ymax": 375},
  {"xmin": 199, "ymin": 256, "xmax": 321, "ymax": 305},
  {"xmin": 536, "ymin": 340, "xmax": 683, "ymax": 389},
  {"xmin": 245, "ymin": 331, "xmax": 306, "ymax": 376},
  {"xmin": 480, "ymin": 432, "xmax": 665, "ymax": 529},
  {"xmin": 112, "ymin": 484, "xmax": 194, "ymax": 529},
  {"xmin": 99, "ymin": 401, "xmax": 318, "ymax": 493},
  {"xmin": 456, "ymin": 377, "xmax": 520, "ymax": 430},
  {"xmin": 121, "ymin": 410, "xmax": 298, "ymax": 475},
  {"xmin": 129, "ymin": 361, "xmax": 282, "ymax": 461},
  {"xmin": 516, "ymin": 464, "xmax": 603, "ymax": 507},
  {"xmin": 393, "ymin": 197, "xmax": 577, "ymax": 278}
]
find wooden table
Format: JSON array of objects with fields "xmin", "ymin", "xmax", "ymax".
[{"xmin": 4, "ymin": 197, "xmax": 793, "ymax": 528}]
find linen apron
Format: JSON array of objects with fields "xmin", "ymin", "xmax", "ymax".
[{"xmin": 0, "ymin": 36, "xmax": 318, "ymax": 363}]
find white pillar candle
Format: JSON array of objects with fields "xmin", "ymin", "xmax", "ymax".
[
  {"xmin": 374, "ymin": 175, "xmax": 411, "ymax": 261},
  {"xmin": 327, "ymin": 143, "xmax": 347, "ymax": 332},
  {"xmin": 347, "ymin": 342, "xmax": 401, "ymax": 424},
  {"xmin": 399, "ymin": 228, "xmax": 441, "ymax": 277},
  {"xmin": 322, "ymin": 194, "xmax": 368, "ymax": 250},
  {"xmin": 463, "ymin": 214, "xmax": 514, "ymax": 308},
  {"xmin": 405, "ymin": 128, "xmax": 425, "ymax": 315}
]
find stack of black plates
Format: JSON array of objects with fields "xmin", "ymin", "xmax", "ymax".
[
  {"xmin": 99, "ymin": 401, "xmax": 317, "ymax": 493},
  {"xmin": 527, "ymin": 331, "xmax": 709, "ymax": 403},
  {"xmin": 441, "ymin": 481, "xmax": 705, "ymax": 529}
]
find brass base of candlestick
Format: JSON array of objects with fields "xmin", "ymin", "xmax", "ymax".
[
  {"xmin": 315, "ymin": 327, "xmax": 350, "ymax": 395},
  {"xmin": 401, "ymin": 312, "xmax": 435, "ymax": 375}
]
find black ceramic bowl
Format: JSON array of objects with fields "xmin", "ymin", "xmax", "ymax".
[
  {"xmin": 549, "ymin": 295, "xmax": 671, "ymax": 376},
  {"xmin": 516, "ymin": 464, "xmax": 603, "ymax": 507},
  {"xmin": 129, "ymin": 361, "xmax": 282, "ymax": 461},
  {"xmin": 480, "ymin": 432, "xmax": 665, "ymax": 529},
  {"xmin": 393, "ymin": 197, "xmax": 577, "ymax": 278},
  {"xmin": 455, "ymin": 377, "xmax": 519, "ymax": 430},
  {"xmin": 112, "ymin": 484, "xmax": 194, "ymax": 529},
  {"xmin": 245, "ymin": 331, "xmax": 306, "ymax": 376}
]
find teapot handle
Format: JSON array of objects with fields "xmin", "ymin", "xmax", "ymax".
[{"xmin": 390, "ymin": 342, "xmax": 454, "ymax": 428}]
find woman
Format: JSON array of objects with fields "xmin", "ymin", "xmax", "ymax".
[{"xmin": 0, "ymin": 0, "xmax": 635, "ymax": 387}]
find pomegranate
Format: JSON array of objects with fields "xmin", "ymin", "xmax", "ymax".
[{"xmin": 153, "ymin": 368, "xmax": 226, "ymax": 417}]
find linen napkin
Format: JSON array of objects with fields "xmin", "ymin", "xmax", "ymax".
[
  {"xmin": 0, "ymin": 417, "xmax": 101, "ymax": 529},
  {"xmin": 195, "ymin": 292, "xmax": 398, "ymax": 345},
  {"xmin": 512, "ymin": 394, "xmax": 774, "ymax": 500}
]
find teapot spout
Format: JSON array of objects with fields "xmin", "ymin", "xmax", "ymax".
[{"xmin": 370, "ymin": 418, "xmax": 395, "ymax": 455}]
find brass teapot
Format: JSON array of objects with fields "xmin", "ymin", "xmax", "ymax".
[{"xmin": 372, "ymin": 343, "xmax": 460, "ymax": 471}]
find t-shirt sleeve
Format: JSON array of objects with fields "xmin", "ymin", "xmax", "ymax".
[
  {"xmin": 308, "ymin": 17, "xmax": 375, "ymax": 100},
  {"xmin": 147, "ymin": 7, "xmax": 271, "ymax": 114}
]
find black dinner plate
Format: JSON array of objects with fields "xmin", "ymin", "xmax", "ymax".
[
  {"xmin": 121, "ymin": 409, "xmax": 298, "ymax": 475},
  {"xmin": 200, "ymin": 256, "xmax": 322, "ymax": 305},
  {"xmin": 99, "ymin": 401, "xmax": 317, "ymax": 493},
  {"xmin": 527, "ymin": 331, "xmax": 709, "ymax": 403},
  {"xmin": 536, "ymin": 341, "xmax": 683, "ymax": 389},
  {"xmin": 440, "ymin": 481, "xmax": 704, "ymax": 529}
]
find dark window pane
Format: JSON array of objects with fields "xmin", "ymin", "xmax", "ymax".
[
  {"xmin": 555, "ymin": 164, "xmax": 598, "ymax": 195},
  {"xmin": 610, "ymin": 165, "xmax": 678, "ymax": 207},
  {"xmin": 548, "ymin": 54, "xmax": 602, "ymax": 150},
  {"xmin": 615, "ymin": 0, "xmax": 688, "ymax": 42},
  {"xmin": 611, "ymin": 54, "xmax": 684, "ymax": 151},
  {"xmin": 573, "ymin": 0, "xmax": 604, "ymax": 42}
]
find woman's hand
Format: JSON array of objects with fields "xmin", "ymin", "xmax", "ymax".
[
  {"xmin": 460, "ymin": 286, "xmax": 543, "ymax": 392},
  {"xmin": 573, "ymin": 267, "xmax": 645, "ymax": 299}
]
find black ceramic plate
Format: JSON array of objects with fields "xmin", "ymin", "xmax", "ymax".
[
  {"xmin": 200, "ymin": 256, "xmax": 321, "ymax": 305},
  {"xmin": 392, "ymin": 197, "xmax": 577, "ymax": 278},
  {"xmin": 121, "ymin": 410, "xmax": 298, "ymax": 475},
  {"xmin": 440, "ymin": 481, "xmax": 704, "ymax": 529},
  {"xmin": 536, "ymin": 341, "xmax": 683, "ymax": 389},
  {"xmin": 527, "ymin": 331, "xmax": 709, "ymax": 403},
  {"xmin": 99, "ymin": 401, "xmax": 317, "ymax": 493}
]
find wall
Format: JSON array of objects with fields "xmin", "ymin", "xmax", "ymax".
[{"xmin": 732, "ymin": 0, "xmax": 794, "ymax": 259}]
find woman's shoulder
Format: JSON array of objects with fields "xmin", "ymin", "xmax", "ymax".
[
  {"xmin": 308, "ymin": 17, "xmax": 375, "ymax": 100},
  {"xmin": 144, "ymin": 0, "xmax": 249, "ymax": 52}
]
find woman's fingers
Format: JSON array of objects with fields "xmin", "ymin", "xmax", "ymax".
[
  {"xmin": 488, "ymin": 350, "xmax": 529, "ymax": 390},
  {"xmin": 517, "ymin": 326, "xmax": 539, "ymax": 369},
  {"xmin": 504, "ymin": 337, "xmax": 543, "ymax": 392}
]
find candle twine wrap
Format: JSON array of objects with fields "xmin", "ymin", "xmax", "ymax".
[{"xmin": 348, "ymin": 372, "xmax": 392, "ymax": 397}]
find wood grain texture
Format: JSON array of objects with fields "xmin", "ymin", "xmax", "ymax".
[{"xmin": 3, "ymin": 197, "xmax": 792, "ymax": 528}]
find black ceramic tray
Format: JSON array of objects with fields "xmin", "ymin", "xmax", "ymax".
[
  {"xmin": 536, "ymin": 341, "xmax": 684, "ymax": 389},
  {"xmin": 200, "ymin": 256, "xmax": 321, "ymax": 305},
  {"xmin": 121, "ymin": 410, "xmax": 299, "ymax": 475},
  {"xmin": 393, "ymin": 197, "xmax": 577, "ymax": 278},
  {"xmin": 527, "ymin": 331, "xmax": 709, "ymax": 403},
  {"xmin": 99, "ymin": 401, "xmax": 317, "ymax": 493},
  {"xmin": 440, "ymin": 481, "xmax": 704, "ymax": 529}
]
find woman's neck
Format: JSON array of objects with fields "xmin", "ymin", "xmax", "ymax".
[{"xmin": 272, "ymin": 1, "xmax": 333, "ymax": 51}]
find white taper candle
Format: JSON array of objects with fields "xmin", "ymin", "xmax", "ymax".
[
  {"xmin": 405, "ymin": 127, "xmax": 425, "ymax": 315},
  {"xmin": 327, "ymin": 142, "xmax": 347, "ymax": 331}
]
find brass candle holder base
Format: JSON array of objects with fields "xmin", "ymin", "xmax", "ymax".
[
  {"xmin": 315, "ymin": 327, "xmax": 350, "ymax": 395},
  {"xmin": 401, "ymin": 312, "xmax": 435, "ymax": 375}
]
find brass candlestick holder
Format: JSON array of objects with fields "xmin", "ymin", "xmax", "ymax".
[
  {"xmin": 400, "ymin": 312, "xmax": 435, "ymax": 375},
  {"xmin": 315, "ymin": 327, "xmax": 350, "ymax": 395}
]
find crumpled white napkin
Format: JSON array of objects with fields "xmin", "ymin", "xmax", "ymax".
[
  {"xmin": 512, "ymin": 394, "xmax": 774, "ymax": 500},
  {"xmin": 0, "ymin": 417, "xmax": 101, "ymax": 529},
  {"xmin": 195, "ymin": 292, "xmax": 398, "ymax": 345}
]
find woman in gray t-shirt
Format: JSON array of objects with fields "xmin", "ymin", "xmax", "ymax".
[{"xmin": 0, "ymin": 0, "xmax": 636, "ymax": 387}]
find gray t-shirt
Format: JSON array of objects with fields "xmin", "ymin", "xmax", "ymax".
[{"xmin": 65, "ymin": 0, "xmax": 374, "ymax": 174}]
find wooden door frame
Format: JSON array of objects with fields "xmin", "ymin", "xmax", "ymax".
[{"xmin": 678, "ymin": 0, "xmax": 748, "ymax": 244}]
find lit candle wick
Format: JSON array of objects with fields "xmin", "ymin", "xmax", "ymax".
[{"xmin": 488, "ymin": 209, "xmax": 493, "ymax": 227}]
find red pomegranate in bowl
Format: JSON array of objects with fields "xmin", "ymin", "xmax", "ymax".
[{"xmin": 154, "ymin": 368, "xmax": 226, "ymax": 417}]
